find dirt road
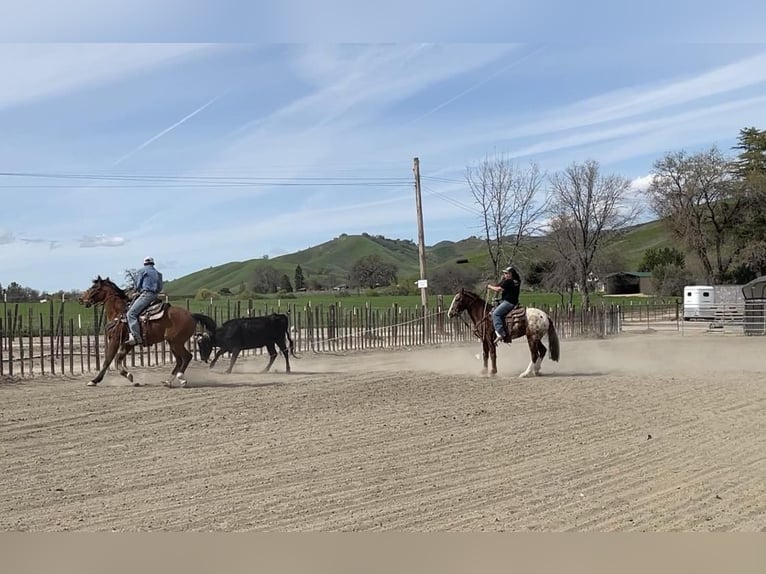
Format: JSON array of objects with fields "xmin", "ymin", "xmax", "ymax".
[{"xmin": 2, "ymin": 331, "xmax": 765, "ymax": 531}]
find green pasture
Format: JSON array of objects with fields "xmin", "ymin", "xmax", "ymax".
[{"xmin": 0, "ymin": 290, "xmax": 677, "ymax": 333}]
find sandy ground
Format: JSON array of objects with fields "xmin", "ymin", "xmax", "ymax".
[{"xmin": 1, "ymin": 330, "xmax": 765, "ymax": 532}]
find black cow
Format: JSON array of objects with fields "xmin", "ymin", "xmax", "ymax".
[{"xmin": 191, "ymin": 313, "xmax": 298, "ymax": 374}]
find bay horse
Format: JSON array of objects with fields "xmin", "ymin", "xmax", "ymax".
[
  {"xmin": 78, "ymin": 276, "xmax": 209, "ymax": 388},
  {"xmin": 447, "ymin": 288, "xmax": 560, "ymax": 378}
]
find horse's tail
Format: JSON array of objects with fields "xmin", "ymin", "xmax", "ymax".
[
  {"xmin": 547, "ymin": 313, "xmax": 560, "ymax": 362},
  {"xmin": 192, "ymin": 313, "xmax": 217, "ymax": 334}
]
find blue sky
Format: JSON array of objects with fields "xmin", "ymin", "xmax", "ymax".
[{"xmin": 2, "ymin": 41, "xmax": 766, "ymax": 292}]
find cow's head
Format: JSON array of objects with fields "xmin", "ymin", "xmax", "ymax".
[{"xmin": 194, "ymin": 332, "xmax": 214, "ymax": 362}]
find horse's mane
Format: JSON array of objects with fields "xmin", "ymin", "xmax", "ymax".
[
  {"xmin": 93, "ymin": 276, "xmax": 129, "ymax": 300},
  {"xmin": 460, "ymin": 288, "xmax": 489, "ymax": 306}
]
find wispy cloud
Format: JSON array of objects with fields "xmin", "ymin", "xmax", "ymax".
[
  {"xmin": 0, "ymin": 230, "xmax": 15, "ymax": 244},
  {"xmin": 110, "ymin": 91, "xmax": 227, "ymax": 167},
  {"xmin": 19, "ymin": 237, "xmax": 62, "ymax": 250},
  {"xmin": 79, "ymin": 235, "xmax": 127, "ymax": 248},
  {"xmin": 0, "ymin": 44, "xmax": 209, "ymax": 111}
]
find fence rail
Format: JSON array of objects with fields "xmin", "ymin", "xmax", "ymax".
[{"xmin": 1, "ymin": 298, "xmax": 623, "ymax": 379}]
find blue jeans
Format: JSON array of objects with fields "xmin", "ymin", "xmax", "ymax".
[
  {"xmin": 492, "ymin": 301, "xmax": 516, "ymax": 336},
  {"xmin": 127, "ymin": 291, "xmax": 157, "ymax": 339}
]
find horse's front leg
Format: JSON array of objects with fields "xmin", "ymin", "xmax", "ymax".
[
  {"xmin": 88, "ymin": 337, "xmax": 118, "ymax": 386},
  {"xmin": 479, "ymin": 339, "xmax": 489, "ymax": 374},
  {"xmin": 115, "ymin": 344, "xmax": 138, "ymax": 386},
  {"xmin": 489, "ymin": 341, "xmax": 498, "ymax": 376}
]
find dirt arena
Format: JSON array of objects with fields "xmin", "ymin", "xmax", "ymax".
[{"xmin": 2, "ymin": 330, "xmax": 765, "ymax": 532}]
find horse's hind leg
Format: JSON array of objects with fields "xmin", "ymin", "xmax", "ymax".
[
  {"xmin": 519, "ymin": 336, "xmax": 539, "ymax": 378},
  {"xmin": 165, "ymin": 343, "xmax": 193, "ymax": 388},
  {"xmin": 534, "ymin": 341, "xmax": 547, "ymax": 375}
]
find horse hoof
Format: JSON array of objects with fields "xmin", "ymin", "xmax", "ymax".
[
  {"xmin": 127, "ymin": 373, "xmax": 133, "ymax": 383},
  {"xmin": 162, "ymin": 380, "xmax": 173, "ymax": 388},
  {"xmin": 133, "ymin": 382, "xmax": 142, "ymax": 387},
  {"xmin": 86, "ymin": 381, "xmax": 98, "ymax": 387},
  {"xmin": 179, "ymin": 380, "xmax": 188, "ymax": 387}
]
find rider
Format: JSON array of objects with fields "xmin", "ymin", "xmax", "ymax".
[
  {"xmin": 487, "ymin": 265, "xmax": 521, "ymax": 344},
  {"xmin": 126, "ymin": 256, "xmax": 163, "ymax": 346}
]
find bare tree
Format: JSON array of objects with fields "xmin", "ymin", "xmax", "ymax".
[
  {"xmin": 548, "ymin": 160, "xmax": 641, "ymax": 307},
  {"xmin": 466, "ymin": 156, "xmax": 549, "ymax": 278},
  {"xmin": 645, "ymin": 148, "xmax": 742, "ymax": 284},
  {"xmin": 123, "ymin": 268, "xmax": 140, "ymax": 290},
  {"xmin": 542, "ymin": 215, "xmax": 580, "ymax": 305}
]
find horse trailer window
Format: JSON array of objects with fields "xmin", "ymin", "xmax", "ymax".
[
  {"xmin": 687, "ymin": 292, "xmax": 691, "ymax": 296},
  {"xmin": 703, "ymin": 292, "xmax": 710, "ymax": 297}
]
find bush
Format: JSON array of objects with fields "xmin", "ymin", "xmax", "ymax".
[{"xmin": 195, "ymin": 288, "xmax": 220, "ymax": 301}]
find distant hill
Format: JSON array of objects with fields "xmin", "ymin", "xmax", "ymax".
[{"xmin": 163, "ymin": 222, "xmax": 674, "ymax": 296}]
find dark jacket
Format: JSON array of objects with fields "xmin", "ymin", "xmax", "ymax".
[{"xmin": 498, "ymin": 274, "xmax": 520, "ymax": 305}]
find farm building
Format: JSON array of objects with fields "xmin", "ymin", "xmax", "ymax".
[
  {"xmin": 604, "ymin": 271, "xmax": 654, "ymax": 295},
  {"xmin": 742, "ymin": 275, "xmax": 766, "ymax": 335}
]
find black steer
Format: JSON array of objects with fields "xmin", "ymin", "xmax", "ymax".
[{"xmin": 191, "ymin": 313, "xmax": 298, "ymax": 374}]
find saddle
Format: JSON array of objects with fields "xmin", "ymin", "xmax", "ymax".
[
  {"xmin": 138, "ymin": 299, "xmax": 170, "ymax": 323},
  {"xmin": 114, "ymin": 299, "xmax": 170, "ymax": 336},
  {"xmin": 489, "ymin": 301, "xmax": 528, "ymax": 343}
]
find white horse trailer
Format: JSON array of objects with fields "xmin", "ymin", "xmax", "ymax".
[{"xmin": 683, "ymin": 285, "xmax": 744, "ymax": 321}]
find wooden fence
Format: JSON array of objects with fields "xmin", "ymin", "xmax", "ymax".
[{"xmin": 0, "ymin": 297, "xmax": 624, "ymax": 380}]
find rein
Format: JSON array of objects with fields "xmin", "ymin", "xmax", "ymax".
[{"xmin": 460, "ymin": 291, "xmax": 493, "ymax": 339}]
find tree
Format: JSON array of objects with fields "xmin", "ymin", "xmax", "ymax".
[
  {"xmin": 731, "ymin": 127, "xmax": 766, "ymax": 276},
  {"xmin": 732, "ymin": 126, "xmax": 766, "ymax": 177},
  {"xmin": 638, "ymin": 247, "xmax": 685, "ymax": 273},
  {"xmin": 645, "ymin": 147, "xmax": 743, "ymax": 284},
  {"xmin": 349, "ymin": 255, "xmax": 398, "ymax": 289},
  {"xmin": 279, "ymin": 274, "xmax": 293, "ymax": 292},
  {"xmin": 542, "ymin": 217, "xmax": 580, "ymax": 305},
  {"xmin": 652, "ymin": 264, "xmax": 695, "ymax": 297},
  {"xmin": 428, "ymin": 264, "xmax": 482, "ymax": 295},
  {"xmin": 294, "ymin": 265, "xmax": 305, "ymax": 291},
  {"xmin": 466, "ymin": 156, "xmax": 549, "ymax": 278},
  {"xmin": 248, "ymin": 265, "xmax": 281, "ymax": 294},
  {"xmin": 548, "ymin": 160, "xmax": 640, "ymax": 307},
  {"xmin": 123, "ymin": 268, "xmax": 140, "ymax": 290},
  {"xmin": 3, "ymin": 281, "xmax": 40, "ymax": 302}
]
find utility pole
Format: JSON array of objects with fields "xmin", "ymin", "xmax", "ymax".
[{"xmin": 413, "ymin": 157, "xmax": 428, "ymax": 308}]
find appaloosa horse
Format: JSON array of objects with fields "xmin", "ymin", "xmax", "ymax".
[
  {"xmin": 79, "ymin": 276, "xmax": 209, "ymax": 387},
  {"xmin": 447, "ymin": 288, "xmax": 560, "ymax": 377}
]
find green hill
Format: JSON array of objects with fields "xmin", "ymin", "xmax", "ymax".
[{"xmin": 163, "ymin": 221, "xmax": 674, "ymax": 296}]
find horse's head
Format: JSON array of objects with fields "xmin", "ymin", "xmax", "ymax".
[
  {"xmin": 78, "ymin": 276, "xmax": 127, "ymax": 307},
  {"xmin": 447, "ymin": 288, "xmax": 470, "ymax": 318},
  {"xmin": 193, "ymin": 332, "xmax": 214, "ymax": 363}
]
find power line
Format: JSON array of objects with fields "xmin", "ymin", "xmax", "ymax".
[
  {"xmin": 0, "ymin": 170, "xmax": 411, "ymax": 184},
  {"xmin": 422, "ymin": 185, "xmax": 481, "ymax": 216}
]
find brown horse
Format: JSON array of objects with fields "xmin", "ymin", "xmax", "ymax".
[
  {"xmin": 79, "ymin": 276, "xmax": 207, "ymax": 387},
  {"xmin": 447, "ymin": 288, "xmax": 560, "ymax": 377}
]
